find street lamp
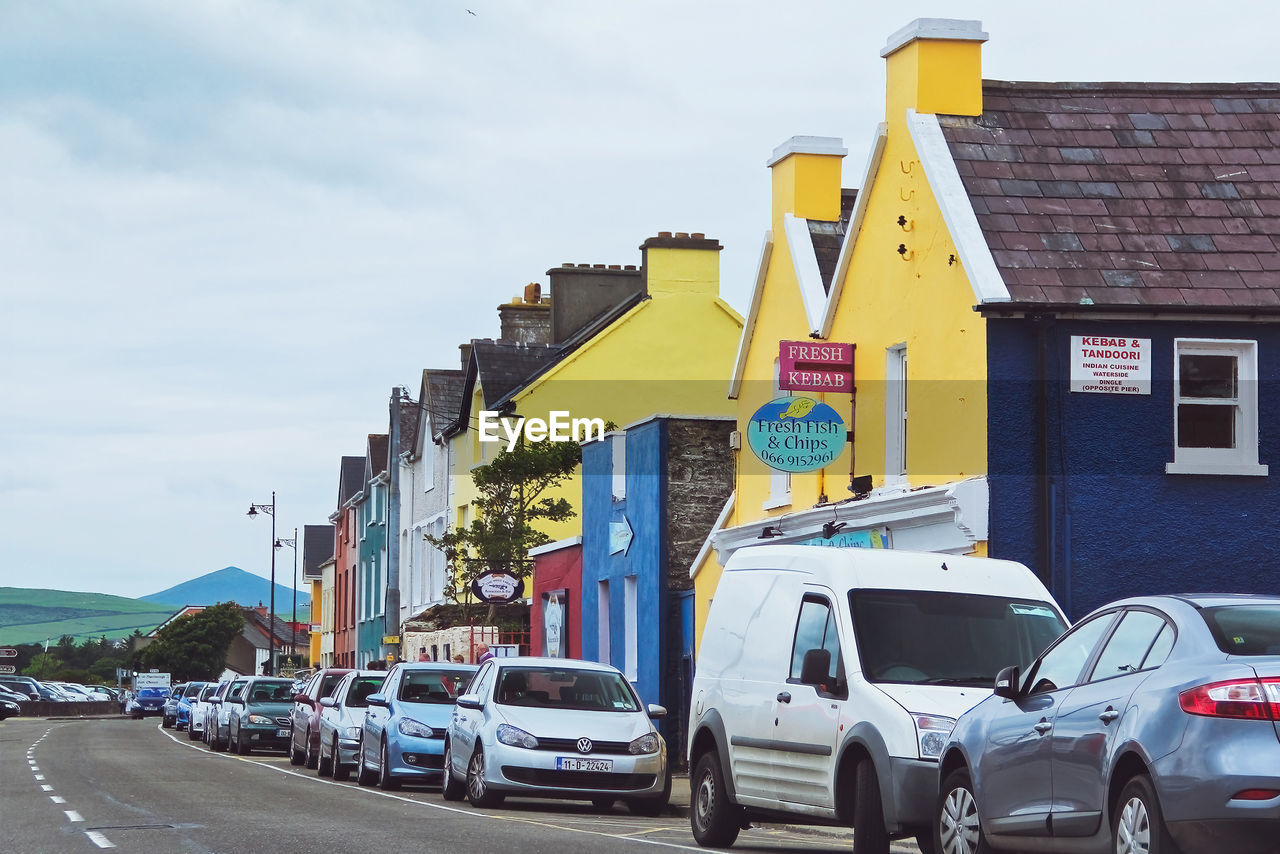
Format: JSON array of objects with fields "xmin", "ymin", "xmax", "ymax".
[
  {"xmin": 274, "ymin": 529, "xmax": 297, "ymax": 658},
  {"xmin": 246, "ymin": 492, "xmax": 277, "ymax": 675}
]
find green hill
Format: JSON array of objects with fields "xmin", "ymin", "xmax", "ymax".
[{"xmin": 0, "ymin": 588, "xmax": 181, "ymax": 646}]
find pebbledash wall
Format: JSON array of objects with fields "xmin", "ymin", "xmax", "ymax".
[{"xmin": 987, "ymin": 317, "xmax": 1280, "ymax": 620}]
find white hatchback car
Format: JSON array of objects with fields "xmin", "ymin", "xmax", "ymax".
[{"xmin": 442, "ymin": 657, "xmax": 670, "ymax": 815}]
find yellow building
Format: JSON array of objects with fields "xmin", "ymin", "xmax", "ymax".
[
  {"xmin": 692, "ymin": 19, "xmax": 998, "ymax": 644},
  {"xmin": 446, "ymin": 233, "xmax": 744, "ymax": 547}
]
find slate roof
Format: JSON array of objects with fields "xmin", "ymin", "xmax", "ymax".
[
  {"xmin": 808, "ymin": 188, "xmax": 858, "ymax": 293},
  {"xmin": 367, "ymin": 434, "xmax": 389, "ymax": 479},
  {"xmin": 471, "ymin": 339, "xmax": 562, "ymax": 409},
  {"xmin": 939, "ymin": 81, "xmax": 1280, "ymax": 310},
  {"xmin": 302, "ymin": 524, "xmax": 334, "ymax": 578},
  {"xmin": 424, "ymin": 369, "xmax": 465, "ymax": 440},
  {"xmin": 338, "ymin": 456, "xmax": 364, "ymax": 506},
  {"xmin": 394, "ymin": 395, "xmax": 419, "ymax": 458}
]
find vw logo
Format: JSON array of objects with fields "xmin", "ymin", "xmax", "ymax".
[{"xmin": 576, "ymin": 737, "xmax": 593, "ymax": 754}]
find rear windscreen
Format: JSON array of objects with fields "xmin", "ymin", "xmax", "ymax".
[{"xmin": 1201, "ymin": 605, "xmax": 1280, "ymax": 655}]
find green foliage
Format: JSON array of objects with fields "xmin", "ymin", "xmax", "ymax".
[
  {"xmin": 137, "ymin": 602, "xmax": 244, "ymax": 682},
  {"xmin": 428, "ymin": 438, "xmax": 580, "ymax": 616}
]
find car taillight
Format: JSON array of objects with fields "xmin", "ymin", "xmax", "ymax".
[{"xmin": 1178, "ymin": 678, "xmax": 1280, "ymax": 720}]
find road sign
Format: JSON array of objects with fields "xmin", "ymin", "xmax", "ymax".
[
  {"xmin": 0, "ymin": 664, "xmax": 15, "ymax": 674},
  {"xmin": 0, "ymin": 648, "xmax": 17, "ymax": 658}
]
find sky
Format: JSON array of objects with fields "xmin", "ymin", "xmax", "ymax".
[{"xmin": 3, "ymin": 0, "xmax": 1278, "ymax": 600}]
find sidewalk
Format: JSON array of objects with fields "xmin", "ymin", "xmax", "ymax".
[{"xmin": 666, "ymin": 775, "xmax": 923, "ymax": 852}]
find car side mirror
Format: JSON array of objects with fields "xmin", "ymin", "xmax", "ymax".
[
  {"xmin": 647, "ymin": 704, "xmax": 667, "ymax": 719},
  {"xmin": 294, "ymin": 694, "xmax": 313, "ymax": 707},
  {"xmin": 366, "ymin": 693, "xmax": 389, "ymax": 707},
  {"xmin": 993, "ymin": 665, "xmax": 1021, "ymax": 700},
  {"xmin": 319, "ymin": 696, "xmax": 337, "ymax": 708},
  {"xmin": 456, "ymin": 694, "xmax": 482, "ymax": 710},
  {"xmin": 209, "ymin": 697, "xmax": 221, "ymax": 705},
  {"xmin": 800, "ymin": 648, "xmax": 831, "ymax": 687}
]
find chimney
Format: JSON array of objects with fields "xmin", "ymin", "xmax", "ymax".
[
  {"xmin": 546, "ymin": 263, "xmax": 644, "ymax": 345},
  {"xmin": 639, "ymin": 232, "xmax": 723, "ymax": 297},
  {"xmin": 767, "ymin": 136, "xmax": 847, "ymax": 232},
  {"xmin": 497, "ymin": 287, "xmax": 552, "ymax": 345},
  {"xmin": 459, "ymin": 342, "xmax": 473, "ymax": 372},
  {"xmin": 882, "ymin": 18, "xmax": 987, "ymax": 119}
]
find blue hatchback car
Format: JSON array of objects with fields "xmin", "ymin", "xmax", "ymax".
[
  {"xmin": 357, "ymin": 662, "xmax": 477, "ymax": 790},
  {"xmin": 174, "ymin": 682, "xmax": 207, "ymax": 729},
  {"xmin": 936, "ymin": 594, "xmax": 1280, "ymax": 854}
]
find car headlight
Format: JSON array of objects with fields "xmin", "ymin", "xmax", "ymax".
[
  {"xmin": 911, "ymin": 713, "xmax": 956, "ymax": 760},
  {"xmin": 342, "ymin": 726, "xmax": 362, "ymax": 740},
  {"xmin": 247, "ymin": 714, "xmax": 274, "ymax": 725},
  {"xmin": 628, "ymin": 733, "xmax": 660, "ymax": 755},
  {"xmin": 496, "ymin": 724, "xmax": 538, "ymax": 749},
  {"xmin": 398, "ymin": 717, "xmax": 435, "ymax": 738}
]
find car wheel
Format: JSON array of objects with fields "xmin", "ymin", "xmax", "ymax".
[
  {"xmin": 213, "ymin": 727, "xmax": 226, "ymax": 752},
  {"xmin": 317, "ymin": 739, "xmax": 334, "ymax": 777},
  {"xmin": 852, "ymin": 757, "xmax": 889, "ymax": 854},
  {"xmin": 305, "ymin": 729, "xmax": 319, "ymax": 770},
  {"xmin": 936, "ymin": 767, "xmax": 988, "ymax": 854},
  {"xmin": 162, "ymin": 715, "xmax": 173, "ymax": 729},
  {"xmin": 356, "ymin": 741, "xmax": 377, "ymax": 786},
  {"xmin": 1114, "ymin": 774, "xmax": 1173, "ymax": 854},
  {"xmin": 235, "ymin": 726, "xmax": 251, "ymax": 756},
  {"xmin": 378, "ymin": 738, "xmax": 401, "ymax": 791},
  {"xmin": 441, "ymin": 741, "xmax": 465, "ymax": 801},
  {"xmin": 332, "ymin": 737, "xmax": 351, "ymax": 781},
  {"xmin": 188, "ymin": 724, "xmax": 200, "ymax": 742},
  {"xmin": 289, "ymin": 727, "xmax": 304, "ymax": 765},
  {"xmin": 690, "ymin": 750, "xmax": 740, "ymax": 847},
  {"xmin": 466, "ymin": 747, "xmax": 504, "ymax": 808}
]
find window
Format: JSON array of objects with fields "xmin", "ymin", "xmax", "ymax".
[
  {"xmin": 1167, "ymin": 339, "xmax": 1267, "ymax": 476},
  {"xmin": 423, "ymin": 420, "xmax": 435, "ymax": 491},
  {"xmin": 1027, "ymin": 613, "xmax": 1115, "ymax": 695},
  {"xmin": 885, "ymin": 344, "xmax": 908, "ymax": 482},
  {"xmin": 623, "ymin": 576, "xmax": 638, "ymax": 680},
  {"xmin": 611, "ymin": 433, "xmax": 627, "ymax": 500},
  {"xmin": 1088, "ymin": 610, "xmax": 1170, "ymax": 681},
  {"xmin": 789, "ymin": 596, "xmax": 844, "ymax": 696}
]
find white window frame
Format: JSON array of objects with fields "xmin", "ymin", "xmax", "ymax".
[
  {"xmin": 611, "ymin": 432, "xmax": 627, "ymax": 500},
  {"xmin": 623, "ymin": 576, "xmax": 638, "ymax": 681},
  {"xmin": 423, "ymin": 419, "xmax": 436, "ymax": 492},
  {"xmin": 764, "ymin": 358, "xmax": 792, "ymax": 509},
  {"xmin": 1166, "ymin": 338, "xmax": 1268, "ymax": 476},
  {"xmin": 885, "ymin": 343, "xmax": 908, "ymax": 484}
]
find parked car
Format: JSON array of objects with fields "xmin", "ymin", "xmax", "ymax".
[
  {"xmin": 86, "ymin": 684, "xmax": 120, "ymax": 702},
  {"xmin": 0, "ymin": 684, "xmax": 30, "ymax": 705},
  {"xmin": 317, "ymin": 670, "xmax": 387, "ymax": 780},
  {"xmin": 128, "ymin": 686, "xmax": 170, "ymax": 718},
  {"xmin": 188, "ymin": 682, "xmax": 222, "ymax": 741},
  {"xmin": 227, "ymin": 677, "xmax": 296, "ymax": 755},
  {"xmin": 935, "ymin": 593, "xmax": 1280, "ymax": 854},
  {"xmin": 288, "ymin": 667, "xmax": 352, "ymax": 768},
  {"xmin": 0, "ymin": 677, "xmax": 40, "ymax": 700},
  {"xmin": 442, "ymin": 657, "xmax": 669, "ymax": 814},
  {"xmin": 357, "ymin": 662, "xmax": 477, "ymax": 791},
  {"xmin": 208, "ymin": 677, "xmax": 250, "ymax": 752},
  {"xmin": 174, "ymin": 682, "xmax": 207, "ymax": 730},
  {"xmin": 162, "ymin": 684, "xmax": 186, "ymax": 728},
  {"xmin": 686, "ymin": 545, "xmax": 1066, "ymax": 851},
  {"xmin": 0, "ymin": 695, "xmax": 19, "ymax": 719}
]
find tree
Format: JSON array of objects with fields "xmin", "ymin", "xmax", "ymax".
[
  {"xmin": 428, "ymin": 437, "xmax": 581, "ymax": 622},
  {"xmin": 137, "ymin": 602, "xmax": 244, "ymax": 681}
]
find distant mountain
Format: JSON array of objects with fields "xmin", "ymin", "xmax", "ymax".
[
  {"xmin": 0, "ymin": 588, "xmax": 180, "ymax": 646},
  {"xmin": 141, "ymin": 566, "xmax": 310, "ymax": 615}
]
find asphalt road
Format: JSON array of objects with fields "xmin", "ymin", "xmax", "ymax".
[{"xmin": 0, "ymin": 715, "xmax": 906, "ymax": 854}]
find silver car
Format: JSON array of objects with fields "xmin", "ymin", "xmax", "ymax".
[
  {"xmin": 936, "ymin": 593, "xmax": 1280, "ymax": 854},
  {"xmin": 208, "ymin": 677, "xmax": 249, "ymax": 752},
  {"xmin": 316, "ymin": 670, "xmax": 386, "ymax": 781},
  {"xmin": 442, "ymin": 657, "xmax": 669, "ymax": 815}
]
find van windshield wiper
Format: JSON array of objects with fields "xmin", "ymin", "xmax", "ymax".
[{"xmin": 922, "ymin": 675, "xmax": 992, "ymax": 686}]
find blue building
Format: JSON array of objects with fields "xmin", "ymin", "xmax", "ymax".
[{"xmin": 580, "ymin": 416, "xmax": 733, "ymax": 760}]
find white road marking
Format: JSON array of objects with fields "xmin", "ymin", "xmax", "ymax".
[
  {"xmin": 34, "ymin": 774, "xmax": 45, "ymax": 780},
  {"xmin": 85, "ymin": 831, "xmax": 116, "ymax": 849},
  {"xmin": 41, "ymin": 784, "xmax": 53, "ymax": 791},
  {"xmin": 51, "ymin": 796, "xmax": 66, "ymax": 804},
  {"xmin": 65, "ymin": 810, "xmax": 84, "ymax": 822}
]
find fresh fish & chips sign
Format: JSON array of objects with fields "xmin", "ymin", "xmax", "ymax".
[{"xmin": 747, "ymin": 396, "xmax": 847, "ymax": 473}]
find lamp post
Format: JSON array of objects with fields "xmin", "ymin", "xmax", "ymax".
[
  {"xmin": 246, "ymin": 492, "xmax": 277, "ymax": 675},
  {"xmin": 274, "ymin": 530, "xmax": 298, "ymax": 658}
]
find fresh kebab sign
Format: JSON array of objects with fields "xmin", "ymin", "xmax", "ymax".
[{"xmin": 779, "ymin": 340, "xmax": 854, "ymax": 392}]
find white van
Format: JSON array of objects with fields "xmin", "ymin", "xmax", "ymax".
[{"xmin": 687, "ymin": 545, "xmax": 1066, "ymax": 853}]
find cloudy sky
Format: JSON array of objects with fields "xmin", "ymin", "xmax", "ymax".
[{"xmin": 3, "ymin": 0, "xmax": 1277, "ymax": 600}]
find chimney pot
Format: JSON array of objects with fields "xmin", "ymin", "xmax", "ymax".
[
  {"xmin": 625, "ymin": 265, "xmax": 637, "ymax": 271},
  {"xmin": 593, "ymin": 264, "xmax": 605, "ymax": 269},
  {"xmin": 692, "ymin": 232, "xmax": 705, "ymax": 239},
  {"xmin": 523, "ymin": 282, "xmax": 542, "ymax": 304},
  {"xmin": 676, "ymin": 231, "xmax": 689, "ymax": 239},
  {"xmin": 658, "ymin": 231, "xmax": 673, "ymax": 238},
  {"xmin": 608, "ymin": 264, "xmax": 621, "ymax": 270}
]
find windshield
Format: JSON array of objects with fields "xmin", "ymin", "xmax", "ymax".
[
  {"xmin": 1201, "ymin": 605, "xmax": 1280, "ymax": 655},
  {"xmin": 183, "ymin": 684, "xmax": 204, "ymax": 697},
  {"xmin": 850, "ymin": 590, "xmax": 1067, "ymax": 686},
  {"xmin": 247, "ymin": 680, "xmax": 294, "ymax": 703},
  {"xmin": 139, "ymin": 688, "xmax": 168, "ymax": 698},
  {"xmin": 495, "ymin": 666, "xmax": 641, "ymax": 712},
  {"xmin": 399, "ymin": 669, "xmax": 473, "ymax": 704},
  {"xmin": 345, "ymin": 675, "xmax": 386, "ymax": 707}
]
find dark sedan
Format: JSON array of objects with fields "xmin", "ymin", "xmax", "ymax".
[{"xmin": 936, "ymin": 593, "xmax": 1280, "ymax": 854}]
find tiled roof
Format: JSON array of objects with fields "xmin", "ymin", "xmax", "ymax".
[
  {"xmin": 338, "ymin": 456, "xmax": 364, "ymax": 505},
  {"xmin": 472, "ymin": 340, "xmax": 562, "ymax": 409},
  {"xmin": 394, "ymin": 395, "xmax": 419, "ymax": 457},
  {"xmin": 424, "ymin": 369, "xmax": 464, "ymax": 439},
  {"xmin": 367, "ymin": 434, "xmax": 389, "ymax": 479},
  {"xmin": 808, "ymin": 188, "xmax": 858, "ymax": 293},
  {"xmin": 302, "ymin": 524, "xmax": 334, "ymax": 577},
  {"xmin": 940, "ymin": 81, "xmax": 1280, "ymax": 309}
]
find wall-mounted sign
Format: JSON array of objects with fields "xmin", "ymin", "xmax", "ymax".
[
  {"xmin": 747, "ymin": 396, "xmax": 847, "ymax": 473},
  {"xmin": 543, "ymin": 589, "xmax": 566, "ymax": 657},
  {"xmin": 382, "ymin": 635, "xmax": 401, "ymax": 645},
  {"xmin": 779, "ymin": 340, "xmax": 854, "ymax": 392},
  {"xmin": 609, "ymin": 516, "xmax": 634, "ymax": 555},
  {"xmin": 471, "ymin": 570, "xmax": 526, "ymax": 603},
  {"xmin": 1070, "ymin": 335, "xmax": 1150, "ymax": 395},
  {"xmin": 794, "ymin": 528, "xmax": 887, "ymax": 549}
]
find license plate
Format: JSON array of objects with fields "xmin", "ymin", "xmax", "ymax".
[
  {"xmin": 556, "ymin": 757, "xmax": 613, "ymax": 772},
  {"xmin": 276, "ymin": 729, "xmax": 290, "ymax": 738}
]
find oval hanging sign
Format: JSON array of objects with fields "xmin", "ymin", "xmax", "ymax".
[
  {"xmin": 471, "ymin": 570, "xmax": 526, "ymax": 603},
  {"xmin": 747, "ymin": 396, "xmax": 846, "ymax": 473}
]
